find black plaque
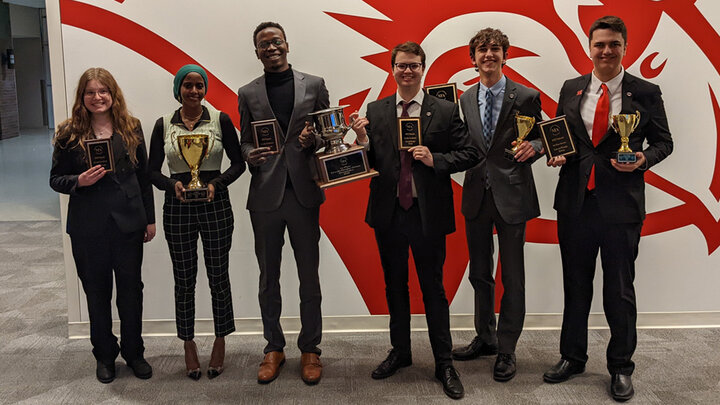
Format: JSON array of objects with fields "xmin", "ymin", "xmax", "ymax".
[
  {"xmin": 183, "ymin": 188, "xmax": 209, "ymax": 202},
  {"xmin": 538, "ymin": 116, "xmax": 577, "ymax": 159},
  {"xmin": 85, "ymin": 138, "xmax": 115, "ymax": 171},
  {"xmin": 252, "ymin": 119, "xmax": 280, "ymax": 152},
  {"xmin": 398, "ymin": 117, "xmax": 422, "ymax": 150},
  {"xmin": 425, "ymin": 83, "xmax": 458, "ymax": 104},
  {"xmin": 323, "ymin": 149, "xmax": 368, "ymax": 181}
]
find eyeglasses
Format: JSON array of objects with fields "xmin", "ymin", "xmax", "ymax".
[
  {"xmin": 394, "ymin": 63, "xmax": 423, "ymax": 72},
  {"xmin": 84, "ymin": 89, "xmax": 110, "ymax": 98},
  {"xmin": 257, "ymin": 38, "xmax": 285, "ymax": 50}
]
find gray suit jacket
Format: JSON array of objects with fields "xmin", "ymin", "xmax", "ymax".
[
  {"xmin": 460, "ymin": 78, "xmax": 542, "ymax": 224},
  {"xmin": 238, "ymin": 69, "xmax": 329, "ymax": 212}
]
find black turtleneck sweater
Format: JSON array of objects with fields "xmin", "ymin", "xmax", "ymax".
[{"xmin": 265, "ymin": 67, "xmax": 294, "ymax": 136}]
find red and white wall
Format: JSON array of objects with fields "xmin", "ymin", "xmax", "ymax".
[{"xmin": 47, "ymin": 0, "xmax": 720, "ymax": 336}]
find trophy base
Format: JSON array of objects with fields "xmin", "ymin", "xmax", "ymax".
[
  {"xmin": 615, "ymin": 151, "xmax": 637, "ymax": 164},
  {"xmin": 315, "ymin": 144, "xmax": 379, "ymax": 189},
  {"xmin": 183, "ymin": 187, "xmax": 209, "ymax": 202}
]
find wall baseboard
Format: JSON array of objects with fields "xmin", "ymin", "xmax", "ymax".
[{"xmin": 68, "ymin": 311, "xmax": 720, "ymax": 339}]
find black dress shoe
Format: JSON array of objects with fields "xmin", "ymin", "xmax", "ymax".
[
  {"xmin": 435, "ymin": 365, "xmax": 464, "ymax": 400},
  {"xmin": 611, "ymin": 374, "xmax": 634, "ymax": 402},
  {"xmin": 127, "ymin": 358, "xmax": 153, "ymax": 379},
  {"xmin": 371, "ymin": 349, "xmax": 412, "ymax": 379},
  {"xmin": 543, "ymin": 359, "xmax": 585, "ymax": 383},
  {"xmin": 493, "ymin": 353, "xmax": 516, "ymax": 382},
  {"xmin": 96, "ymin": 361, "xmax": 116, "ymax": 384},
  {"xmin": 451, "ymin": 336, "xmax": 498, "ymax": 361}
]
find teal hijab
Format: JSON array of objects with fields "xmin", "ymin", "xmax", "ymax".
[{"xmin": 173, "ymin": 64, "xmax": 208, "ymax": 102}]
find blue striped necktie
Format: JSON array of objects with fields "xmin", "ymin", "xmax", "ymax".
[{"xmin": 483, "ymin": 89, "xmax": 494, "ymax": 144}]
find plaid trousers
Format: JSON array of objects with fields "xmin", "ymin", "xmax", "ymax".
[{"xmin": 163, "ymin": 189, "xmax": 235, "ymax": 340}]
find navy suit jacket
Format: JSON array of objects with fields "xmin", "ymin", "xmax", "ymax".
[
  {"xmin": 50, "ymin": 129, "xmax": 155, "ymax": 237},
  {"xmin": 554, "ymin": 72, "xmax": 673, "ymax": 223},
  {"xmin": 364, "ymin": 93, "xmax": 479, "ymax": 236}
]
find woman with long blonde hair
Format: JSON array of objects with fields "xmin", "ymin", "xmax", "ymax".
[{"xmin": 50, "ymin": 67, "xmax": 155, "ymax": 383}]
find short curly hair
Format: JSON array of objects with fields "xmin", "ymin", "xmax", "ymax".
[{"xmin": 468, "ymin": 28, "xmax": 510, "ymax": 60}]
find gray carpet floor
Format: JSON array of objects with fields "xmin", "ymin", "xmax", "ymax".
[{"xmin": 1, "ymin": 220, "xmax": 719, "ymax": 404}]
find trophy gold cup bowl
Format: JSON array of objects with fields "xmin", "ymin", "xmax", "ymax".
[
  {"xmin": 308, "ymin": 105, "xmax": 378, "ymax": 189},
  {"xmin": 612, "ymin": 110, "xmax": 641, "ymax": 163},
  {"xmin": 177, "ymin": 134, "xmax": 211, "ymax": 201},
  {"xmin": 506, "ymin": 112, "xmax": 536, "ymax": 158}
]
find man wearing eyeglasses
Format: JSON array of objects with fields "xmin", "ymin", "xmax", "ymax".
[
  {"xmin": 351, "ymin": 41, "xmax": 478, "ymax": 400},
  {"xmin": 238, "ymin": 21, "xmax": 329, "ymax": 386},
  {"xmin": 451, "ymin": 28, "xmax": 543, "ymax": 383}
]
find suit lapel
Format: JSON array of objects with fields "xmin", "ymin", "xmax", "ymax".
[
  {"xmin": 567, "ymin": 74, "xmax": 593, "ymax": 148},
  {"xmin": 251, "ymin": 75, "xmax": 279, "ymax": 136},
  {"xmin": 598, "ymin": 72, "xmax": 635, "ymax": 146},
  {"xmin": 492, "ymin": 78, "xmax": 516, "ymax": 148},
  {"xmin": 463, "ymin": 84, "xmax": 488, "ymax": 153},
  {"xmin": 388, "ymin": 95, "xmax": 399, "ymax": 152},
  {"xmin": 420, "ymin": 93, "xmax": 435, "ymax": 137},
  {"xmin": 285, "ymin": 70, "xmax": 306, "ymax": 145}
]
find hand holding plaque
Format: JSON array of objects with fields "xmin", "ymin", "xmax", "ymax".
[
  {"xmin": 612, "ymin": 111, "xmax": 641, "ymax": 163},
  {"xmin": 251, "ymin": 119, "xmax": 280, "ymax": 152},
  {"xmin": 176, "ymin": 134, "xmax": 213, "ymax": 202},
  {"xmin": 538, "ymin": 115, "xmax": 577, "ymax": 159},
  {"xmin": 398, "ymin": 117, "xmax": 422, "ymax": 150}
]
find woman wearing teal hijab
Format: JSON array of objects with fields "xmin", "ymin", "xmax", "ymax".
[{"xmin": 148, "ymin": 64, "xmax": 245, "ymax": 380}]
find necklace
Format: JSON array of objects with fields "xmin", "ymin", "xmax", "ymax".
[
  {"xmin": 181, "ymin": 108, "xmax": 203, "ymax": 129},
  {"xmin": 92, "ymin": 121, "xmax": 113, "ymax": 139}
]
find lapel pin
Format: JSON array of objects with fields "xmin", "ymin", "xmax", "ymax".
[
  {"xmin": 509, "ymin": 93, "xmax": 515, "ymax": 99},
  {"xmin": 426, "ymin": 111, "xmax": 432, "ymax": 116},
  {"xmin": 626, "ymin": 91, "xmax": 632, "ymax": 97},
  {"xmin": 576, "ymin": 90, "xmax": 583, "ymax": 96}
]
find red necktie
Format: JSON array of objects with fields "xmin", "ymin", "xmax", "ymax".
[
  {"xmin": 398, "ymin": 101, "xmax": 413, "ymax": 210},
  {"xmin": 587, "ymin": 83, "xmax": 609, "ymax": 190}
]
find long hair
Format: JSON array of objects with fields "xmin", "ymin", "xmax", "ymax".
[{"xmin": 54, "ymin": 67, "xmax": 142, "ymax": 165}]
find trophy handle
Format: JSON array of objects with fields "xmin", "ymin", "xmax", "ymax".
[{"xmin": 632, "ymin": 110, "xmax": 641, "ymax": 132}]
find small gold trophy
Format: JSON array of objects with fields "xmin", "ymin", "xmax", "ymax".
[
  {"xmin": 612, "ymin": 110, "xmax": 641, "ymax": 163},
  {"xmin": 505, "ymin": 112, "xmax": 535, "ymax": 159},
  {"xmin": 177, "ymin": 134, "xmax": 212, "ymax": 202}
]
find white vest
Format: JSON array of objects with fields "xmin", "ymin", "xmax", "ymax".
[{"xmin": 162, "ymin": 106, "xmax": 224, "ymax": 174}]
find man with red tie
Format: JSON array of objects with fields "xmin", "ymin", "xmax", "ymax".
[
  {"xmin": 350, "ymin": 41, "xmax": 478, "ymax": 400},
  {"xmin": 543, "ymin": 16, "xmax": 672, "ymax": 402}
]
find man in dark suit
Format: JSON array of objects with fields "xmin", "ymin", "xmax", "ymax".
[
  {"xmin": 351, "ymin": 41, "xmax": 478, "ymax": 400},
  {"xmin": 451, "ymin": 28, "xmax": 543, "ymax": 382},
  {"xmin": 542, "ymin": 16, "xmax": 672, "ymax": 402},
  {"xmin": 237, "ymin": 21, "xmax": 328, "ymax": 385}
]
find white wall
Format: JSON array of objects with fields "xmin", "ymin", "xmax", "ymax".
[{"xmin": 47, "ymin": 0, "xmax": 720, "ymax": 333}]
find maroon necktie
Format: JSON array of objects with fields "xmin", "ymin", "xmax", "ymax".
[
  {"xmin": 587, "ymin": 83, "xmax": 609, "ymax": 190},
  {"xmin": 398, "ymin": 101, "xmax": 413, "ymax": 210}
]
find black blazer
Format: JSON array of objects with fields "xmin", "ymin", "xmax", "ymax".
[
  {"xmin": 364, "ymin": 93, "xmax": 479, "ymax": 236},
  {"xmin": 50, "ymin": 130, "xmax": 155, "ymax": 237},
  {"xmin": 238, "ymin": 69, "xmax": 329, "ymax": 212},
  {"xmin": 460, "ymin": 78, "xmax": 542, "ymax": 224},
  {"xmin": 554, "ymin": 72, "xmax": 673, "ymax": 223}
]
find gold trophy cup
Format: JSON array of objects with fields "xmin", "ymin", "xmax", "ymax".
[
  {"xmin": 177, "ymin": 134, "xmax": 211, "ymax": 202},
  {"xmin": 505, "ymin": 112, "xmax": 536, "ymax": 159},
  {"xmin": 612, "ymin": 110, "xmax": 641, "ymax": 163}
]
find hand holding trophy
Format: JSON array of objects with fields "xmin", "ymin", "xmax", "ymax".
[
  {"xmin": 505, "ymin": 112, "xmax": 535, "ymax": 160},
  {"xmin": 612, "ymin": 110, "xmax": 641, "ymax": 163},
  {"xmin": 176, "ymin": 134, "xmax": 213, "ymax": 202}
]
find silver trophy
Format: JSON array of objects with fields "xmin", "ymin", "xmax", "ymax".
[{"xmin": 308, "ymin": 105, "xmax": 378, "ymax": 189}]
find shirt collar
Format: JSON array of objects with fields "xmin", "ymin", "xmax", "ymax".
[
  {"xmin": 396, "ymin": 88, "xmax": 424, "ymax": 107},
  {"xmin": 590, "ymin": 68, "xmax": 624, "ymax": 96},
  {"xmin": 478, "ymin": 74, "xmax": 506, "ymax": 97},
  {"xmin": 170, "ymin": 105, "xmax": 211, "ymax": 125}
]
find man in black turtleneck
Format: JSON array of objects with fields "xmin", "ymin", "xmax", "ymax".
[{"xmin": 238, "ymin": 21, "xmax": 329, "ymax": 386}]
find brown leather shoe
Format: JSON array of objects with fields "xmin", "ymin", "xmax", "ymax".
[
  {"xmin": 257, "ymin": 351, "xmax": 285, "ymax": 384},
  {"xmin": 300, "ymin": 353, "xmax": 322, "ymax": 385}
]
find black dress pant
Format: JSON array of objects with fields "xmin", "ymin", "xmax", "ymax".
[
  {"xmin": 163, "ymin": 189, "xmax": 235, "ymax": 341},
  {"xmin": 374, "ymin": 199, "xmax": 452, "ymax": 368},
  {"xmin": 250, "ymin": 188, "xmax": 322, "ymax": 355},
  {"xmin": 557, "ymin": 191, "xmax": 641, "ymax": 376},
  {"xmin": 465, "ymin": 188, "xmax": 526, "ymax": 354},
  {"xmin": 70, "ymin": 219, "xmax": 145, "ymax": 365}
]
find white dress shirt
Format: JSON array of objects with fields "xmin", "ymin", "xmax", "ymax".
[{"xmin": 580, "ymin": 68, "xmax": 624, "ymax": 139}]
